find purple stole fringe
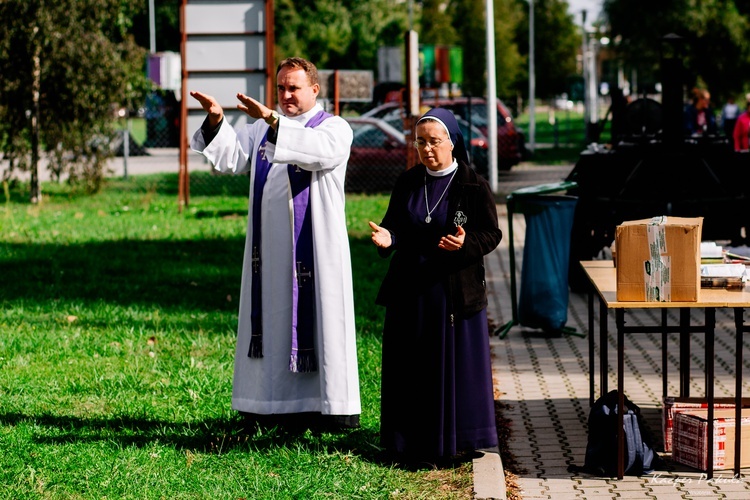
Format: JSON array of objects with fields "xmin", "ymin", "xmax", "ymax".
[{"xmin": 248, "ymin": 110, "xmax": 332, "ymax": 374}]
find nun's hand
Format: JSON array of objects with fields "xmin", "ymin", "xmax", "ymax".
[
  {"xmin": 439, "ymin": 225, "xmax": 465, "ymax": 252},
  {"xmin": 369, "ymin": 221, "xmax": 392, "ymax": 248}
]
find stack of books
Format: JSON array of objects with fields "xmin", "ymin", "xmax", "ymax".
[
  {"xmin": 725, "ymin": 251, "xmax": 750, "ymax": 265},
  {"xmin": 700, "ymin": 263, "xmax": 747, "ymax": 289},
  {"xmin": 699, "ymin": 241, "xmax": 724, "ymax": 264}
]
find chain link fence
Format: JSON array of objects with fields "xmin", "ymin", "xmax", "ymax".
[
  {"xmin": 112, "ymin": 89, "xmax": 251, "ymax": 198},
  {"xmin": 118, "ymin": 93, "xmax": 523, "ymax": 198},
  {"xmin": 182, "ymin": 101, "xmax": 407, "ymax": 198}
]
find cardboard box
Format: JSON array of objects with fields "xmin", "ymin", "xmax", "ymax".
[
  {"xmin": 672, "ymin": 409, "xmax": 750, "ymax": 471},
  {"xmin": 615, "ymin": 216, "xmax": 702, "ymax": 301},
  {"xmin": 662, "ymin": 397, "xmax": 750, "ymax": 452}
]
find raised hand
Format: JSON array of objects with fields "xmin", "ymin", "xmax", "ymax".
[
  {"xmin": 189, "ymin": 91, "xmax": 223, "ymax": 127},
  {"xmin": 236, "ymin": 93, "xmax": 273, "ymax": 122}
]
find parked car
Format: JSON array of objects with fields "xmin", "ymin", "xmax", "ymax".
[
  {"xmin": 345, "ymin": 117, "xmax": 408, "ymax": 193},
  {"xmin": 360, "ymin": 102, "xmax": 491, "ymax": 178},
  {"xmin": 363, "ymin": 97, "xmax": 525, "ymax": 171},
  {"xmin": 345, "ymin": 114, "xmax": 491, "ymax": 192},
  {"xmin": 455, "ymin": 117, "xmax": 489, "ymax": 178}
]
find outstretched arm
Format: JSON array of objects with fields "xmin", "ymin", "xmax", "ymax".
[
  {"xmin": 189, "ymin": 91, "xmax": 224, "ymax": 128},
  {"xmin": 189, "ymin": 90, "xmax": 257, "ymax": 175},
  {"xmin": 236, "ymin": 93, "xmax": 278, "ymax": 129}
]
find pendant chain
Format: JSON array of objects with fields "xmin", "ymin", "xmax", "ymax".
[{"xmin": 423, "ymin": 169, "xmax": 457, "ymax": 223}]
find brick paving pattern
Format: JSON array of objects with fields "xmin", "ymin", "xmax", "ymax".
[{"xmin": 485, "ymin": 164, "xmax": 750, "ymax": 499}]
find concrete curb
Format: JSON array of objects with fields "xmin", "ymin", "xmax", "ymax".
[{"xmin": 473, "ymin": 446, "xmax": 506, "ymax": 500}]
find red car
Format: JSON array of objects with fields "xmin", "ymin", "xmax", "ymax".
[
  {"xmin": 344, "ymin": 117, "xmax": 408, "ymax": 193},
  {"xmin": 363, "ymin": 97, "xmax": 525, "ymax": 171},
  {"xmin": 344, "ymin": 116, "xmax": 492, "ymax": 193},
  {"xmin": 359, "ymin": 104, "xmax": 491, "ymax": 177}
]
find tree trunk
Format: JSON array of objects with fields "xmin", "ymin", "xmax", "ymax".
[{"xmin": 30, "ymin": 27, "xmax": 41, "ymax": 204}]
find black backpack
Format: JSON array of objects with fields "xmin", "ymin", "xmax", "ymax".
[{"xmin": 571, "ymin": 390, "xmax": 660, "ymax": 476}]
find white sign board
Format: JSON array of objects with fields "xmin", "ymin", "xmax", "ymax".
[
  {"xmin": 187, "ymin": 37, "xmax": 266, "ymax": 72},
  {"xmin": 185, "ymin": 1, "xmax": 265, "ymax": 33},
  {"xmin": 184, "ymin": 0, "xmax": 270, "ymax": 140}
]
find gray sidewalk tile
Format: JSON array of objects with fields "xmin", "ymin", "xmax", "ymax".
[{"xmin": 482, "ymin": 186, "xmax": 750, "ymax": 499}]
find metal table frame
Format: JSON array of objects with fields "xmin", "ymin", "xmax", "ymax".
[{"xmin": 582, "ymin": 261, "xmax": 749, "ymax": 479}]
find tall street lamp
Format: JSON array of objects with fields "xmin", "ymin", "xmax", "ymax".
[
  {"xmin": 149, "ymin": 0, "xmax": 156, "ymax": 53},
  {"xmin": 486, "ymin": 0, "xmax": 498, "ymax": 192},
  {"xmin": 581, "ymin": 10, "xmax": 590, "ymax": 143},
  {"xmin": 528, "ymin": 0, "xmax": 535, "ymax": 154}
]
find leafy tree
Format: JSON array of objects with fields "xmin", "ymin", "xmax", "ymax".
[
  {"xmin": 131, "ymin": 0, "xmax": 181, "ymax": 53},
  {"xmin": 421, "ymin": 0, "xmax": 459, "ymax": 46},
  {"xmin": 513, "ymin": 0, "xmax": 581, "ymax": 99},
  {"xmin": 449, "ymin": 0, "xmax": 488, "ymax": 98},
  {"xmin": 0, "ymin": 0, "xmax": 149, "ymax": 199},
  {"xmin": 448, "ymin": 0, "xmax": 524, "ymax": 99},
  {"xmin": 603, "ymin": 0, "xmax": 750, "ymax": 103},
  {"xmin": 274, "ymin": 0, "xmax": 308, "ymax": 63},
  {"xmin": 292, "ymin": 0, "xmax": 353, "ymax": 68},
  {"xmin": 344, "ymin": 2, "xmax": 411, "ymax": 73},
  {"xmin": 493, "ymin": 0, "xmax": 525, "ymax": 99},
  {"xmin": 275, "ymin": 0, "xmax": 410, "ymax": 70}
]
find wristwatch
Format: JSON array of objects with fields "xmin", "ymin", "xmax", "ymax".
[{"xmin": 265, "ymin": 110, "xmax": 279, "ymax": 126}]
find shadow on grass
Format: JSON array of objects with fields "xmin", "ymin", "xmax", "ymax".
[
  {"xmin": 0, "ymin": 237, "xmax": 245, "ymax": 313},
  {"xmin": 0, "ymin": 208, "xmax": 389, "ymax": 462},
  {"xmin": 105, "ymin": 172, "xmax": 251, "ymax": 197},
  {"xmin": 193, "ymin": 209, "xmax": 248, "ymax": 219},
  {"xmin": 3, "ymin": 171, "xmax": 251, "ymax": 205},
  {"xmin": 1, "ymin": 236, "xmax": 386, "ymax": 312},
  {"xmin": 0, "ymin": 411, "xmax": 381, "ymax": 458}
]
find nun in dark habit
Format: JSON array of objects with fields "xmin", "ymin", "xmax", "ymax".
[{"xmin": 369, "ymin": 107, "xmax": 502, "ymax": 464}]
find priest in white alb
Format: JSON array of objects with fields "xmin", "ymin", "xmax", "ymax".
[{"xmin": 189, "ymin": 57, "xmax": 360, "ymax": 429}]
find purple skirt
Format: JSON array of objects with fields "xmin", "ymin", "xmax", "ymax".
[{"xmin": 379, "ymin": 283, "xmax": 498, "ymax": 458}]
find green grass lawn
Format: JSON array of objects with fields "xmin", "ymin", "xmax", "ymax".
[
  {"xmin": 0, "ymin": 175, "xmax": 473, "ymax": 499},
  {"xmin": 514, "ymin": 106, "xmax": 612, "ymax": 165},
  {"xmin": 122, "ymin": 117, "xmax": 147, "ymax": 146}
]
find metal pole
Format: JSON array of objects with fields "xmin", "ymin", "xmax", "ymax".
[
  {"xmin": 486, "ymin": 0, "xmax": 498, "ymax": 193},
  {"xmin": 265, "ymin": 0, "xmax": 275, "ymax": 107},
  {"xmin": 333, "ymin": 69, "xmax": 340, "ymax": 116},
  {"xmin": 149, "ymin": 0, "xmax": 156, "ymax": 53},
  {"xmin": 588, "ymin": 38, "xmax": 598, "ymax": 134},
  {"xmin": 581, "ymin": 10, "xmax": 589, "ymax": 142},
  {"xmin": 408, "ymin": 0, "xmax": 413, "ymax": 31},
  {"xmin": 405, "ymin": 30, "xmax": 419, "ymax": 169},
  {"xmin": 178, "ymin": 0, "xmax": 189, "ymax": 210},
  {"xmin": 528, "ymin": 0, "xmax": 536, "ymax": 153},
  {"xmin": 123, "ymin": 121, "xmax": 129, "ymax": 180}
]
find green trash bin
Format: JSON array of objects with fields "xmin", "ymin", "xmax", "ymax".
[
  {"xmin": 516, "ymin": 194, "xmax": 578, "ymax": 334},
  {"xmin": 497, "ymin": 181, "xmax": 583, "ymax": 338}
]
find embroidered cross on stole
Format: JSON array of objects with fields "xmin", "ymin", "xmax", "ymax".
[{"xmin": 247, "ymin": 110, "xmax": 332, "ymax": 374}]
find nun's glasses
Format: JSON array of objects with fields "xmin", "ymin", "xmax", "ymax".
[{"xmin": 413, "ymin": 138, "xmax": 447, "ymax": 150}]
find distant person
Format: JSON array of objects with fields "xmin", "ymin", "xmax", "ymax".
[
  {"xmin": 189, "ymin": 57, "xmax": 361, "ymax": 430},
  {"xmin": 369, "ymin": 107, "xmax": 502, "ymax": 465},
  {"xmin": 684, "ymin": 88, "xmax": 717, "ymax": 136},
  {"xmin": 733, "ymin": 100, "xmax": 750, "ymax": 151},
  {"xmin": 721, "ymin": 97, "xmax": 740, "ymax": 147}
]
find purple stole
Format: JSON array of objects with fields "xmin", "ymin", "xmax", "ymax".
[
  {"xmin": 248, "ymin": 128, "xmax": 272, "ymax": 359},
  {"xmin": 248, "ymin": 109, "xmax": 332, "ymax": 374}
]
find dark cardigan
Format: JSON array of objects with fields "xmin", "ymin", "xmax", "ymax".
[{"xmin": 375, "ymin": 161, "xmax": 503, "ymax": 317}]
